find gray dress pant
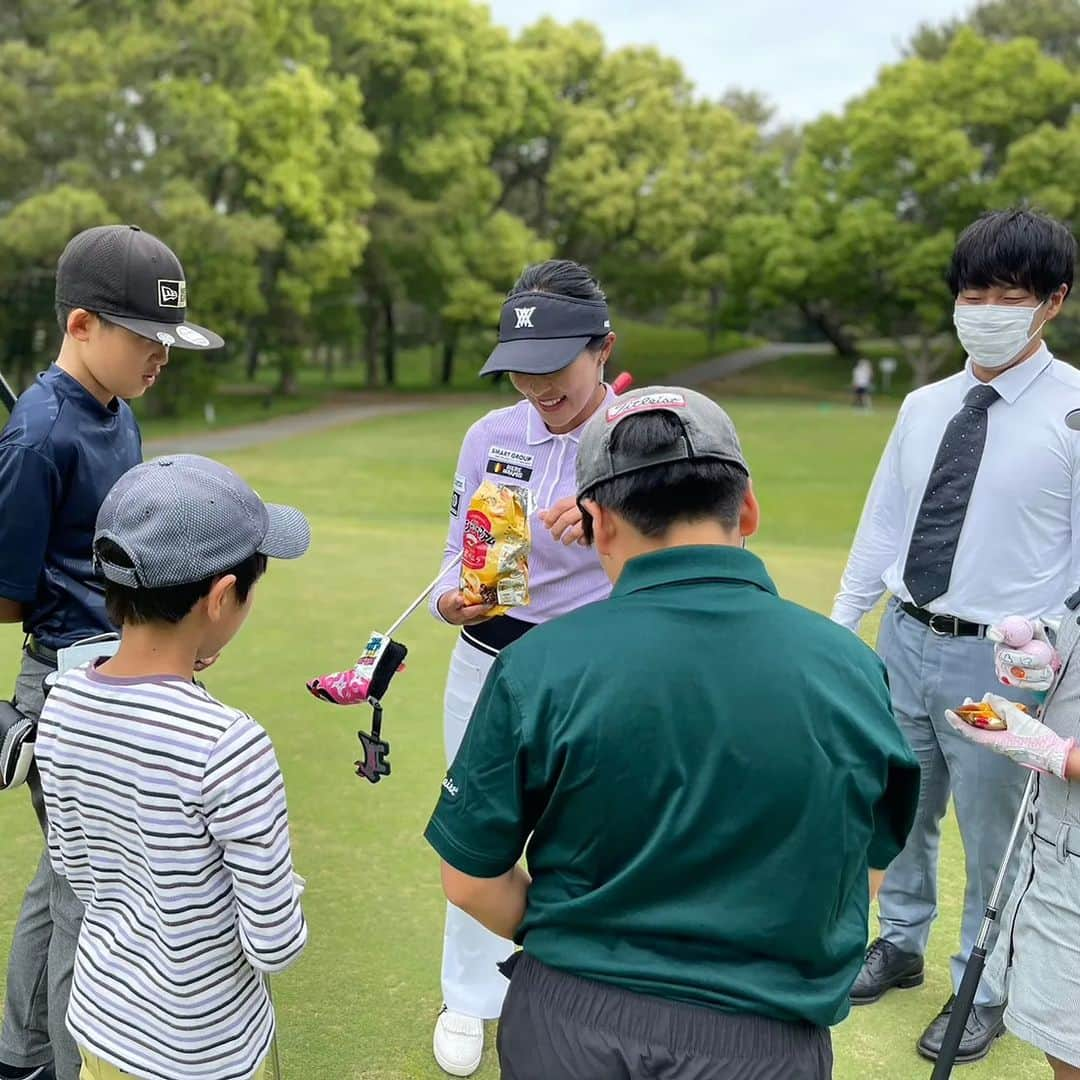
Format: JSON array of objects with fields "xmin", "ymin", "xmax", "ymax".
[{"xmin": 875, "ymin": 601, "xmax": 1036, "ymax": 1006}]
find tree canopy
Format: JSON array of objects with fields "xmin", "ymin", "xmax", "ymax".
[{"xmin": 1, "ymin": 0, "xmax": 1076, "ymax": 403}]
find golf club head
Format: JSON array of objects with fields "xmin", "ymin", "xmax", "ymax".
[
  {"xmin": 355, "ymin": 731, "xmax": 391, "ymax": 783},
  {"xmin": 306, "ymin": 637, "xmax": 408, "ymax": 706}
]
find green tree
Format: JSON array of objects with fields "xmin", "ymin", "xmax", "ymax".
[
  {"xmin": 726, "ymin": 29, "xmax": 1079, "ymax": 384},
  {"xmin": 909, "ymin": 0, "xmax": 1080, "ymax": 67},
  {"xmin": 499, "ymin": 19, "xmax": 762, "ymax": 345},
  {"xmin": 0, "ymin": 0, "xmax": 377, "ymax": 409},
  {"xmin": 314, "ymin": 0, "xmax": 546, "ymax": 386}
]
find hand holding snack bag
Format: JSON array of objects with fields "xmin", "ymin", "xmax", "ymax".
[
  {"xmin": 946, "ymin": 694, "xmax": 1074, "ymax": 778},
  {"xmin": 460, "ymin": 481, "xmax": 531, "ymax": 614}
]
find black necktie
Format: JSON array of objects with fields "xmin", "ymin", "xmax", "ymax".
[{"xmin": 903, "ymin": 383, "xmax": 1001, "ymax": 607}]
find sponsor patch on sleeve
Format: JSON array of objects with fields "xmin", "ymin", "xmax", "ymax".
[
  {"xmin": 486, "ymin": 445, "xmax": 534, "ymax": 482},
  {"xmin": 450, "ymin": 474, "xmax": 467, "ymax": 517}
]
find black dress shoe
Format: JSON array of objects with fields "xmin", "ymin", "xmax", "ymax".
[
  {"xmin": 850, "ymin": 937, "xmax": 924, "ymax": 1005},
  {"xmin": 917, "ymin": 995, "xmax": 1006, "ymax": 1063}
]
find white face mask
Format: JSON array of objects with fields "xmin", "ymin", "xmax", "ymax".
[{"xmin": 953, "ymin": 298, "xmax": 1052, "ymax": 371}]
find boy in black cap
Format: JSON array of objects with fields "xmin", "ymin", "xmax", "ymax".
[{"xmin": 0, "ymin": 225, "xmax": 223, "ymax": 1080}]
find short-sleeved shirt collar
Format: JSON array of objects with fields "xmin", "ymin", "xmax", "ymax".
[
  {"xmin": 526, "ymin": 384, "xmax": 617, "ymax": 446},
  {"xmin": 612, "ymin": 544, "xmax": 778, "ymax": 600}
]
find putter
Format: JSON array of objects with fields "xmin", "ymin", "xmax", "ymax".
[
  {"xmin": 929, "ymin": 768, "xmax": 1037, "ymax": 1078},
  {"xmin": 307, "ymin": 371, "xmax": 635, "ymax": 773}
]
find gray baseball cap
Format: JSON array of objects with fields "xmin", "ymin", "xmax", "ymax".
[
  {"xmin": 576, "ymin": 386, "xmax": 749, "ymax": 497},
  {"xmin": 95, "ymin": 454, "xmax": 310, "ymax": 588}
]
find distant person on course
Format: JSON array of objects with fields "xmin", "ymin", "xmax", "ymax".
[{"xmin": 852, "ymin": 357, "xmax": 874, "ymax": 409}]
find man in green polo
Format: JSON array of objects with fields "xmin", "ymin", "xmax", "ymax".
[{"xmin": 424, "ymin": 386, "xmax": 920, "ymax": 1080}]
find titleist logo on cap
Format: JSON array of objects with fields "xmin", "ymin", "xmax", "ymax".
[{"xmin": 606, "ymin": 392, "xmax": 687, "ymax": 423}]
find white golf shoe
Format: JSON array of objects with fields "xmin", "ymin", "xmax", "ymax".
[{"xmin": 433, "ymin": 1006, "xmax": 483, "ymax": 1077}]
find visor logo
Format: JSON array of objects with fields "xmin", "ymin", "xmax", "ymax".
[{"xmin": 514, "ymin": 306, "xmax": 536, "ymax": 329}]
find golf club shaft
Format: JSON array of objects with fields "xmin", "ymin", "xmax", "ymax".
[
  {"xmin": 385, "ymin": 551, "xmax": 465, "ymax": 638},
  {"xmin": 265, "ymin": 975, "xmax": 284, "ymax": 1080},
  {"xmin": 0, "ymin": 372, "xmax": 16, "ymax": 413},
  {"xmin": 929, "ymin": 768, "xmax": 1037, "ymax": 1079}
]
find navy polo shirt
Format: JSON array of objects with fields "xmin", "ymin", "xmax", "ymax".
[{"xmin": 0, "ymin": 365, "xmax": 142, "ymax": 649}]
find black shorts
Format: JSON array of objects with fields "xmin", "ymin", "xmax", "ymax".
[{"xmin": 497, "ymin": 952, "xmax": 832, "ymax": 1080}]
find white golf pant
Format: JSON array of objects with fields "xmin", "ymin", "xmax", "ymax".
[{"xmin": 440, "ymin": 636, "xmax": 515, "ymax": 1019}]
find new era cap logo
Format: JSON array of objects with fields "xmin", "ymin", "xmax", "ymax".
[
  {"xmin": 515, "ymin": 307, "xmax": 536, "ymax": 329},
  {"xmin": 606, "ymin": 392, "xmax": 687, "ymax": 423},
  {"xmin": 158, "ymin": 280, "xmax": 187, "ymax": 308}
]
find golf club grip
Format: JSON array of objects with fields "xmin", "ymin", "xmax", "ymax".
[
  {"xmin": 929, "ymin": 946, "xmax": 986, "ymax": 1079},
  {"xmin": 612, "ymin": 371, "xmax": 633, "ymax": 394}
]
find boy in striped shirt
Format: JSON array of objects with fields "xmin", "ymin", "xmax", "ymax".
[{"xmin": 34, "ymin": 454, "xmax": 311, "ymax": 1080}]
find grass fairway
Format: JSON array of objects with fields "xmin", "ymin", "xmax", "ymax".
[{"xmin": 0, "ymin": 399, "xmax": 1043, "ymax": 1079}]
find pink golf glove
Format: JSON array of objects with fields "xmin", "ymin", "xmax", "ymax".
[
  {"xmin": 945, "ymin": 693, "xmax": 1074, "ymax": 778},
  {"xmin": 987, "ymin": 615, "xmax": 1060, "ymax": 692}
]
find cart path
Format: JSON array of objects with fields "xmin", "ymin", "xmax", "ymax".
[{"xmin": 145, "ymin": 343, "xmax": 835, "ymax": 455}]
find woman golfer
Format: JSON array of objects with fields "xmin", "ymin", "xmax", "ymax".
[
  {"xmin": 946, "ymin": 596, "xmax": 1080, "ymax": 1080},
  {"xmin": 426, "ymin": 259, "xmax": 618, "ymax": 1076}
]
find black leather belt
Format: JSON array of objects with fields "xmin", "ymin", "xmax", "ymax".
[
  {"xmin": 461, "ymin": 615, "xmax": 535, "ymax": 657},
  {"xmin": 898, "ymin": 602, "xmax": 988, "ymax": 638}
]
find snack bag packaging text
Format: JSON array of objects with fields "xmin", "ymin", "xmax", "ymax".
[{"xmin": 460, "ymin": 481, "xmax": 531, "ymax": 614}]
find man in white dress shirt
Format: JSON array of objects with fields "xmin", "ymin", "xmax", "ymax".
[{"xmin": 831, "ymin": 208, "xmax": 1079, "ymax": 1065}]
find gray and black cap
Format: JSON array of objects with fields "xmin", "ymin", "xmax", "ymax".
[
  {"xmin": 95, "ymin": 454, "xmax": 310, "ymax": 589},
  {"xmin": 479, "ymin": 291, "xmax": 612, "ymax": 376},
  {"xmin": 576, "ymin": 386, "xmax": 749, "ymax": 498},
  {"xmin": 56, "ymin": 224, "xmax": 224, "ymax": 350}
]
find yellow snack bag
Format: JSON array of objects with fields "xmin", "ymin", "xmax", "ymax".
[{"xmin": 460, "ymin": 481, "xmax": 531, "ymax": 614}]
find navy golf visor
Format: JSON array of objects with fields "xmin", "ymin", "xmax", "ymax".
[{"xmin": 480, "ymin": 292, "xmax": 612, "ymax": 376}]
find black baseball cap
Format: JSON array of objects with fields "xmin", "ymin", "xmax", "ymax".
[
  {"xmin": 55, "ymin": 225, "xmax": 224, "ymax": 351},
  {"xmin": 479, "ymin": 291, "xmax": 612, "ymax": 376}
]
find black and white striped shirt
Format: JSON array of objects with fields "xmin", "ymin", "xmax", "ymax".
[{"xmin": 36, "ymin": 662, "xmax": 307, "ymax": 1080}]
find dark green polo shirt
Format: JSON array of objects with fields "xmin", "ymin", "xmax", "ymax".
[{"xmin": 425, "ymin": 545, "xmax": 919, "ymax": 1028}]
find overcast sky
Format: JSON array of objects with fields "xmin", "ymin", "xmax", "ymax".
[{"xmin": 486, "ymin": 0, "xmax": 976, "ymax": 123}]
